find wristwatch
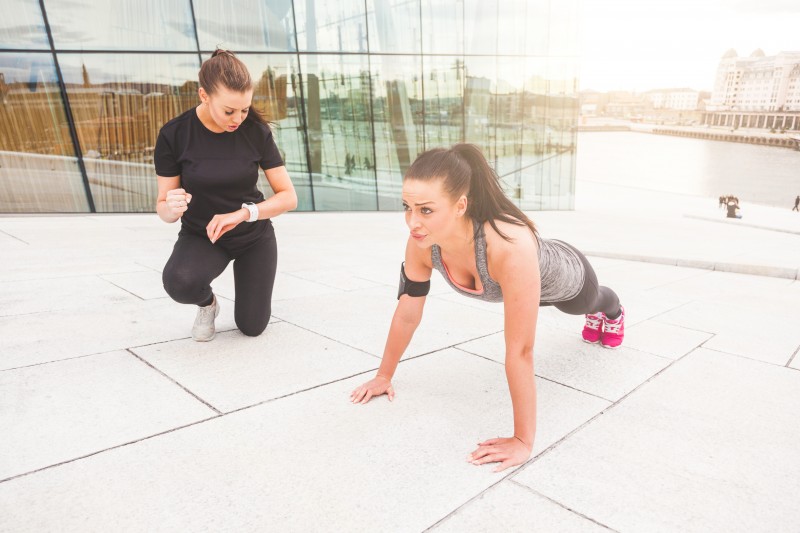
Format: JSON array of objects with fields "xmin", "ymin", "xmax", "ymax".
[{"xmin": 241, "ymin": 202, "xmax": 259, "ymax": 222}]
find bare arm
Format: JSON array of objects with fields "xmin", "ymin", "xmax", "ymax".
[
  {"xmin": 155, "ymin": 176, "xmax": 188, "ymax": 223},
  {"xmin": 469, "ymin": 224, "xmax": 541, "ymax": 472},
  {"xmin": 350, "ymin": 238, "xmax": 432, "ymax": 403},
  {"xmin": 206, "ymin": 165, "xmax": 298, "ymax": 242}
]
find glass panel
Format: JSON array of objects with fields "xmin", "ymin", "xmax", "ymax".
[
  {"xmin": 421, "ymin": 0, "xmax": 463, "ymax": 55},
  {"xmin": 300, "ymin": 54, "xmax": 378, "ymax": 210},
  {"xmin": 368, "ymin": 54, "xmax": 423, "ymax": 210},
  {"xmin": 46, "ymin": 0, "xmax": 196, "ymax": 51},
  {"xmin": 294, "ymin": 0, "xmax": 368, "ymax": 53},
  {"xmin": 518, "ymin": 57, "xmax": 578, "ymax": 210},
  {"xmin": 463, "ymin": 56, "xmax": 496, "ymax": 154},
  {"xmin": 422, "ymin": 56, "xmax": 464, "ymax": 149},
  {"xmin": 549, "ymin": 0, "xmax": 579, "ymax": 57},
  {"xmin": 497, "ymin": 0, "xmax": 527, "ymax": 55},
  {"xmin": 225, "ymin": 54, "xmax": 311, "ymax": 210},
  {"xmin": 494, "ymin": 57, "xmax": 526, "ymax": 196},
  {"xmin": 464, "ymin": 0, "xmax": 497, "ymax": 56},
  {"xmin": 525, "ymin": 0, "xmax": 550, "ymax": 56},
  {"xmin": 58, "ymin": 53, "xmax": 200, "ymax": 212},
  {"xmin": 366, "ymin": 0, "xmax": 421, "ymax": 54},
  {"xmin": 0, "ymin": 53, "xmax": 88, "ymax": 213},
  {"xmin": 0, "ymin": 0, "xmax": 48, "ymax": 49},
  {"xmin": 194, "ymin": 0, "xmax": 296, "ymax": 52}
]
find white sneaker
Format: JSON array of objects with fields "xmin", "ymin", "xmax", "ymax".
[{"xmin": 192, "ymin": 295, "xmax": 219, "ymax": 342}]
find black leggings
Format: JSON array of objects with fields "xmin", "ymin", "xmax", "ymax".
[
  {"xmin": 545, "ymin": 243, "xmax": 620, "ymax": 318},
  {"xmin": 162, "ymin": 229, "xmax": 277, "ymax": 337}
]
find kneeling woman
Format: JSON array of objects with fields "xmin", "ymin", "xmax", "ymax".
[
  {"xmin": 155, "ymin": 50, "xmax": 297, "ymax": 341},
  {"xmin": 350, "ymin": 144, "xmax": 624, "ymax": 472}
]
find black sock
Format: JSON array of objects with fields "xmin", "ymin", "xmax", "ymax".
[{"xmin": 199, "ymin": 294, "xmax": 214, "ymax": 307}]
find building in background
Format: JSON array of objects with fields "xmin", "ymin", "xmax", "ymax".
[
  {"xmin": 0, "ymin": 0, "xmax": 579, "ymax": 214},
  {"xmin": 703, "ymin": 49, "xmax": 800, "ymax": 131}
]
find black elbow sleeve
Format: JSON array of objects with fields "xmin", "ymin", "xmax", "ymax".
[{"xmin": 397, "ymin": 262, "xmax": 430, "ymax": 299}]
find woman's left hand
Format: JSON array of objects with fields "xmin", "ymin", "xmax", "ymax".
[
  {"xmin": 206, "ymin": 209, "xmax": 248, "ymax": 243},
  {"xmin": 467, "ymin": 436, "xmax": 533, "ymax": 473}
]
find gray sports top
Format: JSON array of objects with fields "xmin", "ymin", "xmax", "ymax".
[{"xmin": 430, "ymin": 219, "xmax": 585, "ymax": 304}]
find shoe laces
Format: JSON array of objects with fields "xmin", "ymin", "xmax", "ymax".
[
  {"xmin": 604, "ymin": 312, "xmax": 624, "ymax": 334},
  {"xmin": 584, "ymin": 313, "xmax": 603, "ymax": 329},
  {"xmin": 197, "ymin": 303, "xmax": 216, "ymax": 320}
]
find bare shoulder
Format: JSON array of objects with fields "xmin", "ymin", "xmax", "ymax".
[{"xmin": 483, "ymin": 219, "xmax": 538, "ymax": 257}]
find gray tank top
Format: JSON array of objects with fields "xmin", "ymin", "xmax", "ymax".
[{"xmin": 430, "ymin": 219, "xmax": 585, "ymax": 304}]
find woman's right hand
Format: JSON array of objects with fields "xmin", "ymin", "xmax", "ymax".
[
  {"xmin": 165, "ymin": 188, "xmax": 192, "ymax": 218},
  {"xmin": 350, "ymin": 375, "xmax": 395, "ymax": 404}
]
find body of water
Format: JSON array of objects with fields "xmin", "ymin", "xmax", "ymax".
[{"xmin": 576, "ymin": 131, "xmax": 800, "ymax": 208}]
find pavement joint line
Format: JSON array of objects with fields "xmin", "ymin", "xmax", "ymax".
[
  {"xmin": 508, "ymin": 345, "xmax": 703, "ymax": 479},
  {"xmin": 508, "ymin": 480, "xmax": 620, "ymax": 532},
  {"xmin": 451, "ymin": 346, "xmax": 617, "ymax": 403},
  {"xmin": 786, "ymin": 345, "xmax": 800, "ymax": 368},
  {"xmin": 683, "ymin": 214, "xmax": 800, "ymax": 236},
  {"xmin": 125, "ymin": 348, "xmax": 222, "ymax": 415},
  {"xmin": 0, "ymin": 414, "xmax": 221, "ymax": 485},
  {"xmin": 0, "ymin": 229, "xmax": 29, "ymax": 244},
  {"xmin": 643, "ymin": 268, "xmax": 712, "ymax": 292},
  {"xmin": 132, "ymin": 261, "xmax": 163, "ymax": 273},
  {"xmin": 98, "ymin": 278, "xmax": 146, "ymax": 301},
  {"xmin": 267, "ymin": 316, "xmax": 382, "ymax": 360},
  {"xmin": 0, "ymin": 345, "xmax": 156, "ymax": 373},
  {"xmin": 584, "ymin": 251, "xmax": 799, "ymax": 281},
  {"xmin": 699, "ymin": 345, "xmax": 800, "ymax": 370}
]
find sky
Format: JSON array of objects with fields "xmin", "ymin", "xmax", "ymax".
[{"xmin": 578, "ymin": 0, "xmax": 800, "ymax": 93}]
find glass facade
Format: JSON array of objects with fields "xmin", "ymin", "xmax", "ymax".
[{"xmin": 0, "ymin": 0, "xmax": 578, "ymax": 213}]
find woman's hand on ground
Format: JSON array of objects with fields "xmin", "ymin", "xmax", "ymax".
[
  {"xmin": 350, "ymin": 375, "xmax": 395, "ymax": 404},
  {"xmin": 467, "ymin": 436, "xmax": 533, "ymax": 473},
  {"xmin": 165, "ymin": 188, "xmax": 192, "ymax": 218},
  {"xmin": 206, "ymin": 209, "xmax": 248, "ymax": 243}
]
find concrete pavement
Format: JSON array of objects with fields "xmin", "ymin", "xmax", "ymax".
[{"xmin": 1, "ymin": 182, "xmax": 799, "ymax": 532}]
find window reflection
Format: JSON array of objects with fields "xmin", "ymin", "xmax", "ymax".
[
  {"xmin": 0, "ymin": 53, "xmax": 88, "ymax": 212},
  {"xmin": 0, "ymin": 0, "xmax": 48, "ymax": 49},
  {"xmin": 294, "ymin": 0, "xmax": 368, "ymax": 52},
  {"xmin": 369, "ymin": 54, "xmax": 423, "ymax": 209},
  {"xmin": 422, "ymin": 56, "xmax": 465, "ymax": 149},
  {"xmin": 46, "ymin": 0, "xmax": 196, "ymax": 51},
  {"xmin": 421, "ymin": 0, "xmax": 463, "ymax": 54},
  {"xmin": 0, "ymin": 0, "xmax": 580, "ymax": 214},
  {"xmin": 366, "ymin": 0, "xmax": 421, "ymax": 54},
  {"xmin": 229, "ymin": 54, "xmax": 312, "ymax": 210},
  {"xmin": 58, "ymin": 53, "xmax": 200, "ymax": 212},
  {"xmin": 301, "ymin": 54, "xmax": 378, "ymax": 210},
  {"xmin": 194, "ymin": 0, "xmax": 296, "ymax": 52}
]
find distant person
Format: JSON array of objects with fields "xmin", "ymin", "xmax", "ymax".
[
  {"xmin": 726, "ymin": 200, "xmax": 742, "ymax": 219},
  {"xmin": 349, "ymin": 144, "xmax": 625, "ymax": 472},
  {"xmin": 155, "ymin": 49, "xmax": 297, "ymax": 341},
  {"xmin": 719, "ymin": 195, "xmax": 725, "ymax": 209},
  {"xmin": 793, "ymin": 195, "xmax": 799, "ymax": 212}
]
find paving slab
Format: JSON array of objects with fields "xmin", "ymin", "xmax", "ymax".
[
  {"xmin": 656, "ymin": 301, "xmax": 800, "ymax": 366},
  {"xmin": 0, "ymin": 276, "xmax": 139, "ymax": 317},
  {"xmin": 0, "ymin": 299, "xmax": 238, "ymax": 370},
  {"xmin": 0, "ymin": 350, "xmax": 216, "ymax": 481},
  {"xmin": 99, "ymin": 271, "xmax": 169, "ymax": 300},
  {"xmin": 513, "ymin": 348, "xmax": 800, "ymax": 533},
  {"xmin": 623, "ymin": 319, "xmax": 714, "ymax": 360},
  {"xmin": 272, "ymin": 286, "xmax": 505, "ymax": 357},
  {"xmin": 431, "ymin": 481, "xmax": 610, "ymax": 533},
  {"xmin": 132, "ymin": 322, "xmax": 380, "ymax": 413},
  {"xmin": 0, "ymin": 349, "xmax": 608, "ymax": 532},
  {"xmin": 456, "ymin": 325, "xmax": 671, "ymax": 401}
]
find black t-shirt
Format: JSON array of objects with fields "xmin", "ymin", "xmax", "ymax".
[{"xmin": 154, "ymin": 108, "xmax": 284, "ymax": 246}]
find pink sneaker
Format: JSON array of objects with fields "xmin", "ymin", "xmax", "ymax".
[
  {"xmin": 601, "ymin": 306, "xmax": 625, "ymax": 349},
  {"xmin": 582, "ymin": 312, "xmax": 603, "ymax": 344}
]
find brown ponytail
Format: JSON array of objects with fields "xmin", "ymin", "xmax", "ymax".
[
  {"xmin": 198, "ymin": 48, "xmax": 269, "ymax": 127},
  {"xmin": 404, "ymin": 143, "xmax": 536, "ymax": 241}
]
